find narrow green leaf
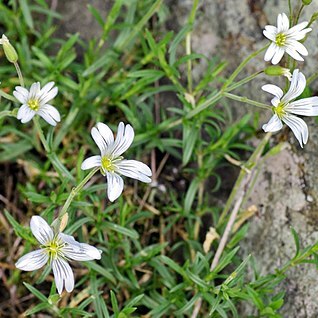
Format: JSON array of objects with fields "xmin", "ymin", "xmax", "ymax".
[{"xmin": 19, "ymin": 0, "xmax": 34, "ymax": 29}]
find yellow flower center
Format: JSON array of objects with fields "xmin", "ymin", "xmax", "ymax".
[
  {"xmin": 44, "ymin": 237, "xmax": 64, "ymax": 260},
  {"xmin": 28, "ymin": 99, "xmax": 40, "ymax": 111},
  {"xmin": 275, "ymin": 102, "xmax": 286, "ymax": 119},
  {"xmin": 275, "ymin": 33, "xmax": 287, "ymax": 47},
  {"xmin": 101, "ymin": 156, "xmax": 115, "ymax": 175}
]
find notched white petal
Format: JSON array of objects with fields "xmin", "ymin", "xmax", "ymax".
[
  {"xmin": 30, "ymin": 215, "xmax": 54, "ymax": 245},
  {"xmin": 106, "ymin": 172, "xmax": 124, "ymax": 202},
  {"xmin": 111, "ymin": 122, "xmax": 135, "ymax": 157},
  {"xmin": 52, "ymin": 258, "xmax": 74, "ymax": 294},
  {"xmin": 62, "ymin": 243, "xmax": 102, "ymax": 261},
  {"xmin": 282, "ymin": 114, "xmax": 308, "ymax": 147},
  {"xmin": 81, "ymin": 155, "xmax": 101, "ymax": 170},
  {"xmin": 262, "ymin": 84, "xmax": 284, "ymax": 100},
  {"xmin": 15, "ymin": 249, "xmax": 48, "ymax": 271},
  {"xmin": 262, "ymin": 114, "xmax": 283, "ymax": 133},
  {"xmin": 116, "ymin": 160, "xmax": 152, "ymax": 183}
]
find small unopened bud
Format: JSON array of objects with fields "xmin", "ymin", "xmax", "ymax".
[
  {"xmin": 0, "ymin": 34, "xmax": 18, "ymax": 63},
  {"xmin": 302, "ymin": 0, "xmax": 312, "ymax": 5},
  {"xmin": 264, "ymin": 65, "xmax": 292, "ymax": 81}
]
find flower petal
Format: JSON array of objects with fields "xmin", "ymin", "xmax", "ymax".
[
  {"xmin": 30, "ymin": 215, "xmax": 54, "ymax": 245},
  {"xmin": 38, "ymin": 82, "xmax": 55, "ymax": 101},
  {"xmin": 96, "ymin": 122, "xmax": 114, "ymax": 148},
  {"xmin": 282, "ymin": 69, "xmax": 306, "ymax": 102},
  {"xmin": 263, "ymin": 30, "xmax": 276, "ymax": 42},
  {"xmin": 29, "ymin": 82, "xmax": 41, "ymax": 99},
  {"xmin": 116, "ymin": 159, "xmax": 152, "ymax": 183},
  {"xmin": 37, "ymin": 108, "xmax": 58, "ymax": 126},
  {"xmin": 13, "ymin": 90, "xmax": 28, "ymax": 104},
  {"xmin": 62, "ymin": 243, "xmax": 102, "ymax": 261},
  {"xmin": 287, "ymin": 40, "xmax": 308, "ymax": 56},
  {"xmin": 15, "ymin": 249, "xmax": 48, "ymax": 271},
  {"xmin": 262, "ymin": 84, "xmax": 284, "ymax": 100},
  {"xmin": 52, "ymin": 258, "xmax": 74, "ymax": 294},
  {"xmin": 262, "ymin": 114, "xmax": 283, "ymax": 133},
  {"xmin": 40, "ymin": 104, "xmax": 61, "ymax": 122},
  {"xmin": 39, "ymin": 86, "xmax": 58, "ymax": 105},
  {"xmin": 264, "ymin": 43, "xmax": 277, "ymax": 62},
  {"xmin": 106, "ymin": 172, "xmax": 124, "ymax": 202},
  {"xmin": 81, "ymin": 155, "xmax": 101, "ymax": 170},
  {"xmin": 271, "ymin": 47, "xmax": 285, "ymax": 65},
  {"xmin": 286, "ymin": 97, "xmax": 318, "ymax": 116},
  {"xmin": 110, "ymin": 122, "xmax": 134, "ymax": 157},
  {"xmin": 58, "ymin": 233, "xmax": 82, "ymax": 252},
  {"xmin": 277, "ymin": 13, "xmax": 289, "ymax": 33},
  {"xmin": 91, "ymin": 126, "xmax": 108, "ymax": 155},
  {"xmin": 285, "ymin": 47, "xmax": 304, "ymax": 61},
  {"xmin": 287, "ymin": 21, "xmax": 310, "ymax": 36},
  {"xmin": 17, "ymin": 104, "xmax": 36, "ymax": 123},
  {"xmin": 282, "ymin": 114, "xmax": 308, "ymax": 147}
]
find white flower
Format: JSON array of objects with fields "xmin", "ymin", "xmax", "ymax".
[
  {"xmin": 263, "ymin": 13, "xmax": 312, "ymax": 64},
  {"xmin": 81, "ymin": 122, "xmax": 152, "ymax": 202},
  {"xmin": 13, "ymin": 82, "xmax": 60, "ymax": 126},
  {"xmin": 15, "ymin": 216, "xmax": 102, "ymax": 294},
  {"xmin": 262, "ymin": 69, "xmax": 318, "ymax": 147}
]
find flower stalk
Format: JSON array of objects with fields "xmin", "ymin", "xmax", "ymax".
[{"xmin": 59, "ymin": 166, "xmax": 100, "ymax": 220}]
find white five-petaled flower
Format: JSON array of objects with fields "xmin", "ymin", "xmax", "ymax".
[
  {"xmin": 263, "ymin": 13, "xmax": 312, "ymax": 64},
  {"xmin": 15, "ymin": 216, "xmax": 102, "ymax": 295},
  {"xmin": 13, "ymin": 82, "xmax": 61, "ymax": 126},
  {"xmin": 262, "ymin": 69, "xmax": 318, "ymax": 147},
  {"xmin": 81, "ymin": 122, "xmax": 152, "ymax": 202}
]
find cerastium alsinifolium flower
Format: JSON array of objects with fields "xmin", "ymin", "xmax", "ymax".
[
  {"xmin": 263, "ymin": 12, "xmax": 312, "ymax": 64},
  {"xmin": 262, "ymin": 69, "xmax": 318, "ymax": 147},
  {"xmin": 13, "ymin": 82, "xmax": 60, "ymax": 126},
  {"xmin": 81, "ymin": 122, "xmax": 152, "ymax": 202},
  {"xmin": 15, "ymin": 216, "xmax": 102, "ymax": 294}
]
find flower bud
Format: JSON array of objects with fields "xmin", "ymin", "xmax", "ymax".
[
  {"xmin": 264, "ymin": 65, "xmax": 292, "ymax": 81},
  {"xmin": 0, "ymin": 34, "xmax": 18, "ymax": 63},
  {"xmin": 302, "ymin": 0, "xmax": 312, "ymax": 5}
]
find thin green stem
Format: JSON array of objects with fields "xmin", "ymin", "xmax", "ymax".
[
  {"xmin": 186, "ymin": 33, "xmax": 193, "ymax": 94},
  {"xmin": 33, "ymin": 116, "xmax": 50, "ymax": 153},
  {"xmin": 306, "ymin": 70, "xmax": 318, "ymax": 86},
  {"xmin": 185, "ymin": 0, "xmax": 200, "ymax": 94},
  {"xmin": 59, "ymin": 167, "xmax": 100, "ymax": 219},
  {"xmin": 186, "ymin": 91, "xmax": 223, "ymax": 119},
  {"xmin": 14, "ymin": 62, "xmax": 24, "ymax": 87},
  {"xmin": 288, "ymin": 0, "xmax": 292, "ymax": 22},
  {"xmin": 223, "ymin": 92, "xmax": 272, "ymax": 111},
  {"xmin": 227, "ymin": 70, "xmax": 263, "ymax": 92},
  {"xmin": 0, "ymin": 89, "xmax": 17, "ymax": 102},
  {"xmin": 222, "ymin": 45, "xmax": 268, "ymax": 91},
  {"xmin": 294, "ymin": 4, "xmax": 304, "ymax": 25}
]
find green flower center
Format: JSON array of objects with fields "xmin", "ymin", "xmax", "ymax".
[
  {"xmin": 275, "ymin": 33, "xmax": 287, "ymax": 47},
  {"xmin": 275, "ymin": 102, "xmax": 286, "ymax": 119},
  {"xmin": 101, "ymin": 156, "xmax": 115, "ymax": 174},
  {"xmin": 27, "ymin": 99, "xmax": 40, "ymax": 111}
]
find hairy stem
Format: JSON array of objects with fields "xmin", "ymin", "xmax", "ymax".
[
  {"xmin": 33, "ymin": 116, "xmax": 50, "ymax": 153},
  {"xmin": 223, "ymin": 92, "xmax": 272, "ymax": 111},
  {"xmin": 59, "ymin": 167, "xmax": 100, "ymax": 219},
  {"xmin": 222, "ymin": 45, "xmax": 268, "ymax": 91},
  {"xmin": 14, "ymin": 62, "xmax": 24, "ymax": 87}
]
